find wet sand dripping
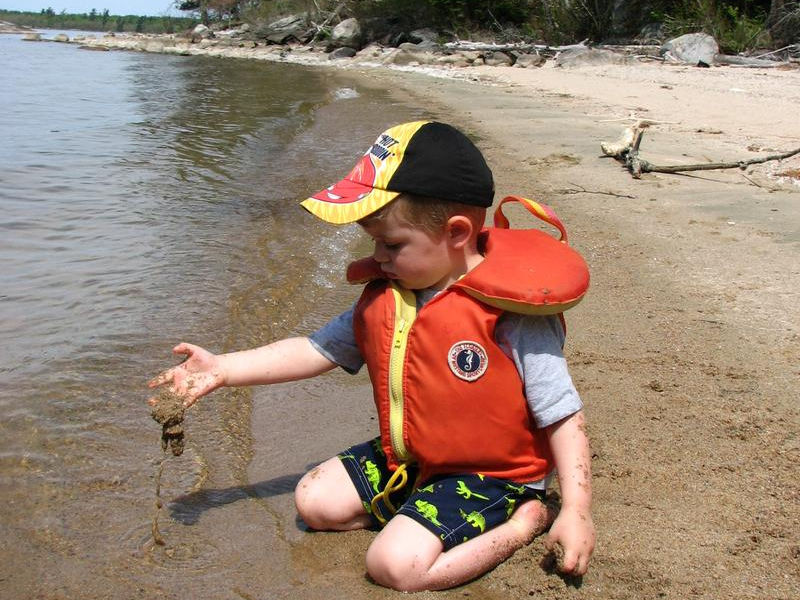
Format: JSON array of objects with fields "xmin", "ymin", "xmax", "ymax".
[{"xmin": 149, "ymin": 389, "xmax": 188, "ymax": 547}]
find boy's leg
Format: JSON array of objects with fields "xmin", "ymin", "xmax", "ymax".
[
  {"xmin": 294, "ymin": 456, "xmax": 372, "ymax": 530},
  {"xmin": 366, "ymin": 498, "xmax": 553, "ymax": 592}
]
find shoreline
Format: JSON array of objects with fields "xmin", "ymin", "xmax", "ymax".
[
  {"xmin": 20, "ymin": 29, "xmax": 800, "ymax": 149},
  {"xmin": 5, "ymin": 28, "xmax": 798, "ymax": 598}
]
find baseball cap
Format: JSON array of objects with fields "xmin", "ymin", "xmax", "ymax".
[{"xmin": 301, "ymin": 121, "xmax": 494, "ymax": 224}]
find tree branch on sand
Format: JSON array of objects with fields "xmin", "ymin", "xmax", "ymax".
[{"xmin": 601, "ymin": 124, "xmax": 800, "ymax": 180}]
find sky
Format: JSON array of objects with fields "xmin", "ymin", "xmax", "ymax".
[{"xmin": 1, "ymin": 1, "xmax": 181, "ymax": 16}]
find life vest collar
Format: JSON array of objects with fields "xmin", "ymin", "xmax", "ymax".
[{"xmin": 346, "ymin": 196, "xmax": 589, "ymax": 316}]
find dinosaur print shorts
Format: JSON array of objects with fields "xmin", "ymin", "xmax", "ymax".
[{"xmin": 338, "ymin": 437, "xmax": 546, "ymax": 550}]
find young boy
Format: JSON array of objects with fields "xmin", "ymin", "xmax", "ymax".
[{"xmin": 148, "ymin": 121, "xmax": 595, "ymax": 591}]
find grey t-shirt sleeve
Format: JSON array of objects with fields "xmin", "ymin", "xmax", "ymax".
[
  {"xmin": 496, "ymin": 313, "xmax": 583, "ymax": 429},
  {"xmin": 308, "ymin": 304, "xmax": 364, "ymax": 374}
]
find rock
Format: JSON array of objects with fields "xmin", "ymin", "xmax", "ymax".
[
  {"xmin": 22, "ymin": 32, "xmax": 42, "ymax": 41},
  {"xmin": 52, "ymin": 33, "xmax": 69, "ymax": 42},
  {"xmin": 329, "ymin": 46, "xmax": 357, "ymax": 60},
  {"xmin": 331, "ymin": 18, "xmax": 362, "ymax": 49},
  {"xmin": 144, "ymin": 40, "xmax": 165, "ymax": 53},
  {"xmin": 355, "ymin": 42, "xmax": 386, "ymax": 60},
  {"xmin": 79, "ymin": 45, "xmax": 109, "ymax": 52},
  {"xmin": 409, "ymin": 28, "xmax": 438, "ymax": 44},
  {"xmin": 555, "ymin": 46, "xmax": 628, "ymax": 67},
  {"xmin": 435, "ymin": 53, "xmax": 471, "ymax": 68},
  {"xmin": 514, "ymin": 52, "xmax": 545, "ymax": 68},
  {"xmin": 396, "ymin": 40, "xmax": 432, "ymax": 51},
  {"xmin": 483, "ymin": 51, "xmax": 514, "ymax": 67},
  {"xmin": 385, "ymin": 48, "xmax": 435, "ymax": 66},
  {"xmin": 254, "ymin": 13, "xmax": 311, "ymax": 45},
  {"xmin": 192, "ymin": 23, "xmax": 213, "ymax": 39},
  {"xmin": 661, "ymin": 33, "xmax": 719, "ymax": 66}
]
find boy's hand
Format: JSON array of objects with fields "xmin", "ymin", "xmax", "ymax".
[
  {"xmin": 546, "ymin": 505, "xmax": 595, "ymax": 576},
  {"xmin": 147, "ymin": 343, "xmax": 225, "ymax": 408}
]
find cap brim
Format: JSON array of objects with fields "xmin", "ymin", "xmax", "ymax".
[{"xmin": 301, "ymin": 178, "xmax": 400, "ymax": 224}]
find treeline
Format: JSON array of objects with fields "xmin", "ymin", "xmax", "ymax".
[
  {"xmin": 190, "ymin": 0, "xmax": 798, "ymax": 50},
  {"xmin": 3, "ymin": 1, "xmax": 797, "ymax": 49},
  {"xmin": 0, "ymin": 8, "xmax": 198, "ymax": 34}
]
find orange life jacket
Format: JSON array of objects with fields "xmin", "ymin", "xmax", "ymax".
[{"xmin": 350, "ymin": 197, "xmax": 590, "ymax": 483}]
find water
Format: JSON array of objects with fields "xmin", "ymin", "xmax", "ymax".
[{"xmin": 0, "ymin": 33, "xmax": 427, "ymax": 597}]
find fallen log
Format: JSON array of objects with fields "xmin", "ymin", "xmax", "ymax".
[{"xmin": 444, "ymin": 39, "xmax": 588, "ymax": 55}]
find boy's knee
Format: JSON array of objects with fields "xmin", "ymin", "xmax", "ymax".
[
  {"xmin": 366, "ymin": 542, "xmax": 418, "ymax": 591},
  {"xmin": 294, "ymin": 461, "xmax": 368, "ymax": 531},
  {"xmin": 294, "ymin": 468, "xmax": 330, "ymax": 530}
]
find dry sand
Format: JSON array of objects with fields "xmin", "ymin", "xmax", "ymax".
[{"xmin": 261, "ymin": 59, "xmax": 799, "ymax": 599}]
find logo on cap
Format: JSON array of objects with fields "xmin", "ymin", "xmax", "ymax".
[{"xmin": 447, "ymin": 341, "xmax": 488, "ymax": 381}]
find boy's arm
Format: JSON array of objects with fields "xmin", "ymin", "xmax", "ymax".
[
  {"xmin": 148, "ymin": 337, "xmax": 336, "ymax": 408},
  {"xmin": 545, "ymin": 409, "xmax": 595, "ymax": 575}
]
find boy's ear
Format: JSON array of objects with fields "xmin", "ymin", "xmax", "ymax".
[{"xmin": 445, "ymin": 215, "xmax": 475, "ymax": 249}]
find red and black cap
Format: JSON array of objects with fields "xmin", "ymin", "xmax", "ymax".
[{"xmin": 301, "ymin": 121, "xmax": 494, "ymax": 224}]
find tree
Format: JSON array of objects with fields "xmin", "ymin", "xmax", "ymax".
[{"xmin": 768, "ymin": 0, "xmax": 800, "ymax": 44}]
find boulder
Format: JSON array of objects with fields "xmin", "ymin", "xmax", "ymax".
[
  {"xmin": 409, "ymin": 28, "xmax": 438, "ymax": 44},
  {"xmin": 22, "ymin": 32, "xmax": 42, "ymax": 41},
  {"xmin": 386, "ymin": 48, "xmax": 435, "ymax": 66},
  {"xmin": 254, "ymin": 13, "xmax": 311, "ymax": 45},
  {"xmin": 192, "ymin": 24, "xmax": 213, "ymax": 39},
  {"xmin": 329, "ymin": 46, "xmax": 357, "ymax": 59},
  {"xmin": 435, "ymin": 53, "xmax": 471, "ymax": 68},
  {"xmin": 483, "ymin": 51, "xmax": 514, "ymax": 67},
  {"xmin": 661, "ymin": 33, "xmax": 719, "ymax": 65},
  {"xmin": 331, "ymin": 18, "xmax": 362, "ymax": 49},
  {"xmin": 144, "ymin": 40, "xmax": 165, "ymax": 53},
  {"xmin": 514, "ymin": 52, "xmax": 545, "ymax": 68},
  {"xmin": 52, "ymin": 33, "xmax": 69, "ymax": 42}
]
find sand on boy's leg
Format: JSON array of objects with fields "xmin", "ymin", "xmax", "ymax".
[
  {"xmin": 295, "ymin": 456, "xmax": 373, "ymax": 531},
  {"xmin": 295, "ymin": 456, "xmax": 554, "ymax": 591},
  {"xmin": 365, "ymin": 499, "xmax": 554, "ymax": 592}
]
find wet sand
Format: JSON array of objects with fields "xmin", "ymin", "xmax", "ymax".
[{"xmin": 246, "ymin": 62, "xmax": 800, "ymax": 598}]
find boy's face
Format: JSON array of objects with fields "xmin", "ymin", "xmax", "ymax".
[{"xmin": 361, "ymin": 208, "xmax": 455, "ymax": 291}]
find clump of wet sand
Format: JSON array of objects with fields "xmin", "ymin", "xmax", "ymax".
[
  {"xmin": 149, "ymin": 389, "xmax": 188, "ymax": 546},
  {"xmin": 151, "ymin": 388, "xmax": 186, "ymax": 456},
  {"xmin": 541, "ymin": 541, "xmax": 566, "ymax": 573}
]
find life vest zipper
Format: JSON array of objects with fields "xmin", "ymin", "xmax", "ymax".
[{"xmin": 388, "ymin": 283, "xmax": 416, "ymax": 462}]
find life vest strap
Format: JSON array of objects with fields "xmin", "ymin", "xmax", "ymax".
[
  {"xmin": 370, "ymin": 462, "xmax": 414, "ymax": 526},
  {"xmin": 494, "ymin": 195, "xmax": 568, "ymax": 243}
]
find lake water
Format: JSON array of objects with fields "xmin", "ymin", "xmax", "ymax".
[{"xmin": 0, "ymin": 31, "xmax": 427, "ymax": 597}]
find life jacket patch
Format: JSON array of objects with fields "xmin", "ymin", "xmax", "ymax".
[{"xmin": 448, "ymin": 341, "xmax": 488, "ymax": 381}]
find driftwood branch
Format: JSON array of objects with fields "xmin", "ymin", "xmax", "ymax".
[
  {"xmin": 601, "ymin": 126, "xmax": 800, "ymax": 179},
  {"xmin": 444, "ymin": 39, "xmax": 588, "ymax": 55},
  {"xmin": 560, "ymin": 183, "xmax": 636, "ymax": 199}
]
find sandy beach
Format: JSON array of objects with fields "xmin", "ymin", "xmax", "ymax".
[
  {"xmin": 256, "ymin": 58, "xmax": 800, "ymax": 598},
  {"xmin": 238, "ymin": 54, "xmax": 800, "ymax": 597},
  {"xmin": 5, "ymin": 28, "xmax": 798, "ymax": 597},
  {"xmin": 408, "ymin": 61, "xmax": 800, "ymax": 599}
]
